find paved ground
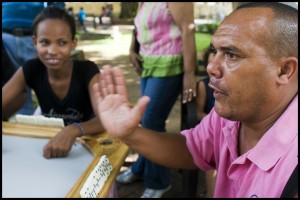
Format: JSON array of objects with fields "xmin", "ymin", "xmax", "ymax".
[{"xmin": 76, "ymin": 25, "xmax": 207, "ymax": 198}]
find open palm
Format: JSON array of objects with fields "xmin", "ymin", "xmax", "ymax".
[{"xmin": 92, "ymin": 66, "xmax": 149, "ymax": 138}]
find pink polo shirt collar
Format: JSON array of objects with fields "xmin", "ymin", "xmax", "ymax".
[{"xmin": 247, "ymin": 94, "xmax": 298, "ymax": 171}]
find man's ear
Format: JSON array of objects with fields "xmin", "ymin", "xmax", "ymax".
[{"xmin": 277, "ymin": 57, "xmax": 298, "ymax": 85}]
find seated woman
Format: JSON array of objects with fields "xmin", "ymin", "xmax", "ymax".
[{"xmin": 2, "ymin": 6, "xmax": 105, "ymax": 159}]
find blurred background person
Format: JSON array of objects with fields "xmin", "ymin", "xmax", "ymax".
[
  {"xmin": 2, "ymin": 2, "xmax": 45, "ymax": 118},
  {"xmin": 195, "ymin": 49, "xmax": 216, "ymax": 198},
  {"xmin": 117, "ymin": 2, "xmax": 197, "ymax": 198},
  {"xmin": 78, "ymin": 7, "xmax": 87, "ymax": 33}
]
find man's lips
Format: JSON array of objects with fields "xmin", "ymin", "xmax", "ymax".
[
  {"xmin": 208, "ymin": 81, "xmax": 227, "ymax": 98},
  {"xmin": 208, "ymin": 82, "xmax": 222, "ymax": 93}
]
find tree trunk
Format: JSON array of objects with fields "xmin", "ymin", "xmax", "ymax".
[{"xmin": 119, "ymin": 2, "xmax": 138, "ymax": 19}]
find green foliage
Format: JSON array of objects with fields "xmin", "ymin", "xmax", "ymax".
[
  {"xmin": 195, "ymin": 32, "xmax": 212, "ymax": 53},
  {"xmin": 196, "ymin": 22, "xmax": 220, "ymax": 35},
  {"xmin": 75, "ymin": 33, "xmax": 81, "ymax": 40}
]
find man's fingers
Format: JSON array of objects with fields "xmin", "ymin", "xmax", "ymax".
[
  {"xmin": 92, "ymin": 83, "xmax": 103, "ymax": 104},
  {"xmin": 131, "ymin": 96, "xmax": 150, "ymax": 120},
  {"xmin": 100, "ymin": 71, "xmax": 108, "ymax": 96},
  {"xmin": 102, "ymin": 65, "xmax": 115, "ymax": 94},
  {"xmin": 112, "ymin": 67, "xmax": 129, "ymax": 100}
]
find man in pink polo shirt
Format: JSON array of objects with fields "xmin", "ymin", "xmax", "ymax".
[{"xmin": 92, "ymin": 2, "xmax": 298, "ymax": 198}]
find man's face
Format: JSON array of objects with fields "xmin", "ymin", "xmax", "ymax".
[{"xmin": 207, "ymin": 8, "xmax": 280, "ymax": 122}]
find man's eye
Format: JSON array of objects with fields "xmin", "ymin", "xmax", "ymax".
[
  {"xmin": 227, "ymin": 52, "xmax": 236, "ymax": 59},
  {"xmin": 209, "ymin": 48, "xmax": 216, "ymax": 55}
]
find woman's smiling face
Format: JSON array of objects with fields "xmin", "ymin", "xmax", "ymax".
[{"xmin": 33, "ymin": 19, "xmax": 76, "ymax": 70}]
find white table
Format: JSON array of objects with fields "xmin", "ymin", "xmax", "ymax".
[
  {"xmin": 2, "ymin": 135, "xmax": 93, "ymax": 198},
  {"xmin": 2, "ymin": 121, "xmax": 129, "ymax": 198}
]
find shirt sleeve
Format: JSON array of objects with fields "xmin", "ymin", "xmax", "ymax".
[{"xmin": 181, "ymin": 108, "xmax": 220, "ymax": 171}]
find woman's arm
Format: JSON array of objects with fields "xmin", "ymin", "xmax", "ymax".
[
  {"xmin": 43, "ymin": 117, "xmax": 104, "ymax": 159},
  {"xmin": 129, "ymin": 28, "xmax": 143, "ymax": 76},
  {"xmin": 129, "ymin": 3, "xmax": 143, "ymax": 76},
  {"xmin": 169, "ymin": 2, "xmax": 197, "ymax": 103},
  {"xmin": 43, "ymin": 73, "xmax": 106, "ymax": 159},
  {"xmin": 2, "ymin": 67, "xmax": 27, "ymax": 119}
]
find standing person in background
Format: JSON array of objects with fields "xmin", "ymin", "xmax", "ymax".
[
  {"xmin": 117, "ymin": 2, "xmax": 197, "ymax": 198},
  {"xmin": 181, "ymin": 48, "xmax": 216, "ymax": 198},
  {"xmin": 195, "ymin": 49, "xmax": 216, "ymax": 198},
  {"xmin": 105, "ymin": 4, "xmax": 113, "ymax": 18},
  {"xmin": 99, "ymin": 6, "xmax": 107, "ymax": 25},
  {"xmin": 92, "ymin": 2, "xmax": 298, "ymax": 198},
  {"xmin": 2, "ymin": 6, "xmax": 105, "ymax": 159},
  {"xmin": 78, "ymin": 7, "xmax": 87, "ymax": 33},
  {"xmin": 67, "ymin": 7, "xmax": 75, "ymax": 19},
  {"xmin": 2, "ymin": 2, "xmax": 45, "ymax": 117}
]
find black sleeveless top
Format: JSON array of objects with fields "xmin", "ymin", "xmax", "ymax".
[{"xmin": 23, "ymin": 58, "xmax": 99, "ymax": 125}]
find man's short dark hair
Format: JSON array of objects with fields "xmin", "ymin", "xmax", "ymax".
[{"xmin": 236, "ymin": 2, "xmax": 298, "ymax": 58}]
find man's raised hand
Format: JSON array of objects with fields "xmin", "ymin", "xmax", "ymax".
[{"xmin": 92, "ymin": 65, "xmax": 150, "ymax": 138}]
